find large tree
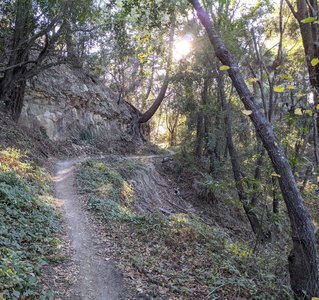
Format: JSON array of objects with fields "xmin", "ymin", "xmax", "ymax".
[
  {"xmin": 285, "ymin": 0, "xmax": 319, "ymax": 171},
  {"xmin": 0, "ymin": 0, "xmax": 96, "ymax": 121},
  {"xmin": 190, "ymin": 0, "xmax": 319, "ymax": 298}
]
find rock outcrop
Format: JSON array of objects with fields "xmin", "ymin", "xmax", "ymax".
[{"xmin": 19, "ymin": 65, "xmax": 141, "ymax": 143}]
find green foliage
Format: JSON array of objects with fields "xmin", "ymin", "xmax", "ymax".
[
  {"xmin": 300, "ymin": 17, "xmax": 315, "ymax": 24},
  {"xmin": 219, "ymin": 65, "xmax": 230, "ymax": 71},
  {"xmin": 310, "ymin": 57, "xmax": 319, "ymax": 66},
  {"xmin": 0, "ymin": 148, "xmax": 60, "ymax": 299},
  {"xmin": 77, "ymin": 160, "xmax": 123, "ymax": 194},
  {"xmin": 77, "ymin": 159, "xmax": 140, "ymax": 221},
  {"xmin": 76, "ymin": 158, "xmax": 294, "ymax": 299}
]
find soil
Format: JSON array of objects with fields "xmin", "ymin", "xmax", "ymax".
[
  {"xmin": 53, "ymin": 158, "xmax": 127, "ymax": 300},
  {"xmin": 45, "ymin": 153, "xmax": 196, "ymax": 300},
  {"xmin": 40, "ymin": 151, "xmax": 251, "ymax": 299}
]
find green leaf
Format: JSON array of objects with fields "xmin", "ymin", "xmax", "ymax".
[
  {"xmin": 286, "ymin": 85, "xmax": 296, "ymax": 90},
  {"xmin": 296, "ymin": 92, "xmax": 307, "ymax": 98},
  {"xmin": 247, "ymin": 77, "xmax": 258, "ymax": 83},
  {"xmin": 305, "ymin": 109, "xmax": 313, "ymax": 116},
  {"xmin": 271, "ymin": 172, "xmax": 281, "ymax": 178},
  {"xmin": 294, "ymin": 108, "xmax": 303, "ymax": 115},
  {"xmin": 311, "ymin": 58, "xmax": 319, "ymax": 66},
  {"xmin": 273, "ymin": 85, "xmax": 285, "ymax": 93},
  {"xmin": 278, "ymin": 74, "xmax": 293, "ymax": 81},
  {"xmin": 219, "ymin": 65, "xmax": 230, "ymax": 71},
  {"xmin": 301, "ymin": 17, "xmax": 315, "ymax": 24},
  {"xmin": 116, "ymin": 0, "xmax": 124, "ymax": 7}
]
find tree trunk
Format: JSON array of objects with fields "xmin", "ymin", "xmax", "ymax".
[
  {"xmin": 195, "ymin": 112, "xmax": 205, "ymax": 158},
  {"xmin": 0, "ymin": 0, "xmax": 32, "ymax": 120},
  {"xmin": 138, "ymin": 17, "xmax": 175, "ymax": 124},
  {"xmin": 6, "ymin": 79, "xmax": 27, "ymax": 121},
  {"xmin": 217, "ymin": 69, "xmax": 264, "ymax": 237},
  {"xmin": 250, "ymin": 145, "xmax": 265, "ymax": 207},
  {"xmin": 166, "ymin": 110, "xmax": 179, "ymax": 146},
  {"xmin": 138, "ymin": 75, "xmax": 169, "ymax": 123},
  {"xmin": 191, "ymin": 0, "xmax": 319, "ymax": 298},
  {"xmin": 141, "ymin": 55, "xmax": 155, "ymax": 111},
  {"xmin": 272, "ymin": 176, "xmax": 280, "ymax": 214},
  {"xmin": 0, "ymin": 1, "xmax": 68, "ymax": 121},
  {"xmin": 65, "ymin": 22, "xmax": 82, "ymax": 68},
  {"xmin": 195, "ymin": 77, "xmax": 209, "ymax": 158},
  {"xmin": 285, "ymin": 0, "xmax": 319, "ymax": 169}
]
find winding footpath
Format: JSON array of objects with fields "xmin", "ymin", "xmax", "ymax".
[{"xmin": 54, "ymin": 159, "xmax": 125, "ymax": 300}]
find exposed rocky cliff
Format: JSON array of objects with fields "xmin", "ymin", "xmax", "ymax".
[{"xmin": 19, "ymin": 65, "xmax": 141, "ymax": 144}]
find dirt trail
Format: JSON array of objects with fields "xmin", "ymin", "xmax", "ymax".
[{"xmin": 54, "ymin": 158, "xmax": 125, "ymax": 300}]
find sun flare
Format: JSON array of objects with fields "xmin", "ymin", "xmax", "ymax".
[{"xmin": 173, "ymin": 38, "xmax": 192, "ymax": 61}]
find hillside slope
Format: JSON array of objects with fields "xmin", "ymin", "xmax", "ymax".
[
  {"xmin": 69, "ymin": 155, "xmax": 293, "ymax": 299},
  {"xmin": 20, "ymin": 64, "xmax": 142, "ymax": 147}
]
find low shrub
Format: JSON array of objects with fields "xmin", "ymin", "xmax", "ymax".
[{"xmin": 0, "ymin": 148, "xmax": 60, "ymax": 299}]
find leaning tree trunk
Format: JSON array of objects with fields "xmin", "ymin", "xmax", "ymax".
[
  {"xmin": 138, "ymin": 75, "xmax": 170, "ymax": 123},
  {"xmin": 190, "ymin": 0, "xmax": 319, "ymax": 298},
  {"xmin": 138, "ymin": 16, "xmax": 175, "ymax": 124}
]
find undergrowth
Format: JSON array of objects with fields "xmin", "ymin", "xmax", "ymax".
[
  {"xmin": 77, "ymin": 159, "xmax": 294, "ymax": 299},
  {"xmin": 0, "ymin": 148, "xmax": 60, "ymax": 299}
]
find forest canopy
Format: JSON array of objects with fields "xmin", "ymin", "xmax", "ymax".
[{"xmin": 1, "ymin": 0, "xmax": 319, "ymax": 298}]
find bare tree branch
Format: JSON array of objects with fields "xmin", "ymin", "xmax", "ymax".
[
  {"xmin": 0, "ymin": 61, "xmax": 38, "ymax": 73},
  {"xmin": 284, "ymin": 0, "xmax": 299, "ymax": 20}
]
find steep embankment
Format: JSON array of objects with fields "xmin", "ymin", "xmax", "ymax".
[
  {"xmin": 0, "ymin": 112, "xmax": 63, "ymax": 162},
  {"xmin": 0, "ymin": 62, "xmax": 144, "ymax": 164},
  {"xmin": 0, "ymin": 146, "xmax": 294, "ymax": 299},
  {"xmin": 70, "ymin": 155, "xmax": 293, "ymax": 299},
  {"xmin": 19, "ymin": 65, "xmax": 141, "ymax": 149}
]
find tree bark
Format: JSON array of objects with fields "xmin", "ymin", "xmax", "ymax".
[
  {"xmin": 141, "ymin": 56, "xmax": 155, "ymax": 111},
  {"xmin": 285, "ymin": 0, "xmax": 319, "ymax": 169},
  {"xmin": 217, "ymin": 69, "xmax": 264, "ymax": 237},
  {"xmin": 6, "ymin": 79, "xmax": 27, "ymax": 121},
  {"xmin": 195, "ymin": 113, "xmax": 205, "ymax": 157},
  {"xmin": 166, "ymin": 110, "xmax": 179, "ymax": 146},
  {"xmin": 138, "ymin": 75, "xmax": 169, "ymax": 123},
  {"xmin": 195, "ymin": 77, "xmax": 209, "ymax": 158},
  {"xmin": 191, "ymin": 0, "xmax": 319, "ymax": 298},
  {"xmin": 0, "ymin": 0, "xmax": 32, "ymax": 119},
  {"xmin": 65, "ymin": 21, "xmax": 82, "ymax": 68}
]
